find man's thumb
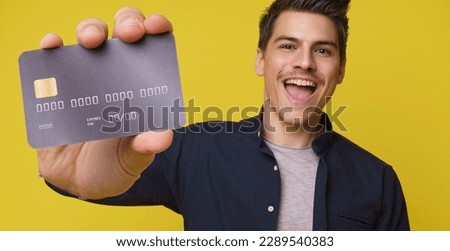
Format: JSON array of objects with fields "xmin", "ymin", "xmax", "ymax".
[{"xmin": 131, "ymin": 130, "xmax": 174, "ymax": 154}]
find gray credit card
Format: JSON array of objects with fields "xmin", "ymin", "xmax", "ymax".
[{"xmin": 19, "ymin": 33, "xmax": 185, "ymax": 148}]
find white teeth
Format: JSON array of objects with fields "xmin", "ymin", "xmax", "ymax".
[{"xmin": 284, "ymin": 79, "xmax": 316, "ymax": 88}]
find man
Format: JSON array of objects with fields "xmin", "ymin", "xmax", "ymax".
[{"xmin": 39, "ymin": 0, "xmax": 409, "ymax": 230}]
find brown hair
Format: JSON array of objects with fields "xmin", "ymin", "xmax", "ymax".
[{"xmin": 258, "ymin": 0, "xmax": 350, "ymax": 61}]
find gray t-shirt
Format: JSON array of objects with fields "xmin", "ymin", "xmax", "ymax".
[{"xmin": 264, "ymin": 138, "xmax": 319, "ymax": 231}]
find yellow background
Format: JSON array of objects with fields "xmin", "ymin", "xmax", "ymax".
[{"xmin": 0, "ymin": 0, "xmax": 449, "ymax": 230}]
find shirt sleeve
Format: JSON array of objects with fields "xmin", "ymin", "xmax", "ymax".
[
  {"xmin": 375, "ymin": 166, "xmax": 410, "ymax": 230},
  {"xmin": 44, "ymin": 130, "xmax": 186, "ymax": 214}
]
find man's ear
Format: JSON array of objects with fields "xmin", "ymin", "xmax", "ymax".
[
  {"xmin": 337, "ymin": 58, "xmax": 346, "ymax": 84},
  {"xmin": 255, "ymin": 49, "xmax": 265, "ymax": 76}
]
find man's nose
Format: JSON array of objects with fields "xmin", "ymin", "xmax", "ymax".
[{"xmin": 291, "ymin": 49, "xmax": 316, "ymax": 71}]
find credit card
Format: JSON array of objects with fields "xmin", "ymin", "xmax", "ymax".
[{"xmin": 19, "ymin": 33, "xmax": 185, "ymax": 148}]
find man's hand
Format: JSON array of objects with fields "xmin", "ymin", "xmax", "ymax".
[{"xmin": 38, "ymin": 7, "xmax": 174, "ymax": 200}]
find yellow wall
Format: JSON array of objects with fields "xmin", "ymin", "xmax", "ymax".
[{"xmin": 0, "ymin": 0, "xmax": 449, "ymax": 230}]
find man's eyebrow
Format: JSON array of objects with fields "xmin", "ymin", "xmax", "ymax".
[
  {"xmin": 315, "ymin": 40, "xmax": 338, "ymax": 49},
  {"xmin": 273, "ymin": 35, "xmax": 338, "ymax": 48},
  {"xmin": 273, "ymin": 35, "xmax": 300, "ymax": 44}
]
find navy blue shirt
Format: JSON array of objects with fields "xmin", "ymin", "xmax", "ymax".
[{"xmin": 49, "ymin": 114, "xmax": 410, "ymax": 230}]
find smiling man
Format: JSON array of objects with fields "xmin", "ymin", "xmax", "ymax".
[
  {"xmin": 258, "ymin": 10, "xmax": 345, "ymax": 148},
  {"xmin": 39, "ymin": 0, "xmax": 410, "ymax": 230}
]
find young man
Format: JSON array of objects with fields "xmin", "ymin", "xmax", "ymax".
[{"xmin": 39, "ymin": 0, "xmax": 409, "ymax": 230}]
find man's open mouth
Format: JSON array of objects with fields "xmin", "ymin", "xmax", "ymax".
[{"xmin": 283, "ymin": 78, "xmax": 317, "ymax": 102}]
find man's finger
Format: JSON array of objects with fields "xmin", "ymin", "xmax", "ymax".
[
  {"xmin": 131, "ymin": 130, "xmax": 174, "ymax": 155},
  {"xmin": 76, "ymin": 18, "xmax": 109, "ymax": 49},
  {"xmin": 113, "ymin": 7, "xmax": 146, "ymax": 43},
  {"xmin": 39, "ymin": 33, "xmax": 64, "ymax": 49},
  {"xmin": 144, "ymin": 14, "xmax": 173, "ymax": 34}
]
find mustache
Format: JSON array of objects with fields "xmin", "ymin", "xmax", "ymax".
[{"xmin": 277, "ymin": 70, "xmax": 323, "ymax": 84}]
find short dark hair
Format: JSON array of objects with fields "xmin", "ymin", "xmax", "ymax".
[{"xmin": 258, "ymin": 0, "xmax": 350, "ymax": 61}]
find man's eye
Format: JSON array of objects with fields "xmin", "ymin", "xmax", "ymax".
[
  {"xmin": 315, "ymin": 48, "xmax": 331, "ymax": 55},
  {"xmin": 281, "ymin": 44, "xmax": 296, "ymax": 50}
]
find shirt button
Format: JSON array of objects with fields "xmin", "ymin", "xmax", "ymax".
[
  {"xmin": 273, "ymin": 165, "xmax": 279, "ymax": 171},
  {"xmin": 268, "ymin": 205, "xmax": 275, "ymax": 213}
]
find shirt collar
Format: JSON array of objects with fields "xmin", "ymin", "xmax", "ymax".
[{"xmin": 240, "ymin": 109, "xmax": 333, "ymax": 157}]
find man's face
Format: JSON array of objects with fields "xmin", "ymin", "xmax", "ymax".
[{"xmin": 256, "ymin": 11, "xmax": 345, "ymax": 129}]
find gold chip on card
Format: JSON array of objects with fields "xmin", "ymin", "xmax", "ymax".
[{"xmin": 34, "ymin": 77, "xmax": 57, "ymax": 99}]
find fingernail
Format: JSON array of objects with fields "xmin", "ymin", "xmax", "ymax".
[
  {"xmin": 121, "ymin": 18, "xmax": 140, "ymax": 27},
  {"xmin": 82, "ymin": 24, "xmax": 103, "ymax": 33}
]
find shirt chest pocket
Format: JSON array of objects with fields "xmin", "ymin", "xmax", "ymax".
[{"xmin": 333, "ymin": 209, "xmax": 379, "ymax": 230}]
